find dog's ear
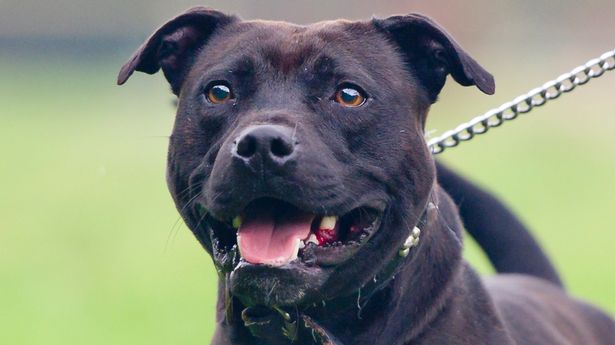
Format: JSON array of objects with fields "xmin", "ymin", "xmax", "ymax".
[
  {"xmin": 117, "ymin": 7, "xmax": 236, "ymax": 94},
  {"xmin": 373, "ymin": 14, "xmax": 495, "ymax": 102}
]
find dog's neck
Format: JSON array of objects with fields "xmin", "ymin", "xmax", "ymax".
[
  {"xmin": 302, "ymin": 185, "xmax": 464, "ymax": 344},
  {"xmin": 214, "ymin": 184, "xmax": 465, "ymax": 344}
]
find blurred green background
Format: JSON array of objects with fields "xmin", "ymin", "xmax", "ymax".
[{"xmin": 1, "ymin": 1, "xmax": 614, "ymax": 344}]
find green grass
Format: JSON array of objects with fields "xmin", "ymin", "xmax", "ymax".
[{"xmin": 1, "ymin": 53, "xmax": 614, "ymax": 344}]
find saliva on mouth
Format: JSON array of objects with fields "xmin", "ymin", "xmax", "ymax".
[{"xmin": 200, "ymin": 198, "xmax": 382, "ymax": 271}]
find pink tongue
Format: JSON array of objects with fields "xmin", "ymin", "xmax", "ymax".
[{"xmin": 237, "ymin": 201, "xmax": 314, "ymax": 266}]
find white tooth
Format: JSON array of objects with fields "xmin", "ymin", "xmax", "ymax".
[
  {"xmin": 319, "ymin": 216, "xmax": 338, "ymax": 230},
  {"xmin": 283, "ymin": 240, "xmax": 300, "ymax": 264},
  {"xmin": 232, "ymin": 216, "xmax": 242, "ymax": 229},
  {"xmin": 307, "ymin": 234, "xmax": 319, "ymax": 245},
  {"xmin": 236, "ymin": 234, "xmax": 243, "ymax": 253},
  {"xmin": 299, "ymin": 240, "xmax": 306, "ymax": 249}
]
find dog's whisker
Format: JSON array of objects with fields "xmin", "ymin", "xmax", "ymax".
[
  {"xmin": 356, "ymin": 287, "xmax": 363, "ymax": 320},
  {"xmin": 165, "ymin": 199, "xmax": 210, "ymax": 254},
  {"xmin": 164, "ymin": 191, "xmax": 203, "ymax": 252},
  {"xmin": 163, "ymin": 215, "xmax": 188, "ymax": 253},
  {"xmin": 174, "ymin": 181, "xmax": 204, "ymax": 202},
  {"xmin": 192, "ymin": 206, "xmax": 210, "ymax": 235},
  {"xmin": 206, "ymin": 191, "xmax": 225, "ymax": 209}
]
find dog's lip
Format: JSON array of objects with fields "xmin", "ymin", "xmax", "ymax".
[
  {"xmin": 206, "ymin": 193, "xmax": 385, "ymax": 224},
  {"xmin": 197, "ymin": 197, "xmax": 386, "ymax": 270},
  {"xmin": 300, "ymin": 215, "xmax": 382, "ymax": 266},
  {"xmin": 304, "ymin": 243, "xmax": 360, "ymax": 261}
]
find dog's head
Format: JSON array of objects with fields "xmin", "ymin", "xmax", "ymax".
[{"xmin": 119, "ymin": 7, "xmax": 493, "ymax": 308}]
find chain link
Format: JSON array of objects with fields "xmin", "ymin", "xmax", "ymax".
[{"xmin": 428, "ymin": 49, "xmax": 615, "ymax": 155}]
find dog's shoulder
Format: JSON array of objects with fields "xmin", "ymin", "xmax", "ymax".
[{"xmin": 485, "ymin": 274, "xmax": 615, "ymax": 345}]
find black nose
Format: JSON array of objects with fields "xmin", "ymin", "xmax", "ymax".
[{"xmin": 233, "ymin": 125, "xmax": 296, "ymax": 166}]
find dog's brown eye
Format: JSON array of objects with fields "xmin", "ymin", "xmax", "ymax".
[
  {"xmin": 334, "ymin": 86, "xmax": 366, "ymax": 107},
  {"xmin": 206, "ymin": 84, "xmax": 233, "ymax": 104}
]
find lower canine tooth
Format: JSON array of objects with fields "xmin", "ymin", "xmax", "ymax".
[
  {"xmin": 319, "ymin": 216, "xmax": 338, "ymax": 230},
  {"xmin": 288, "ymin": 240, "xmax": 300, "ymax": 262}
]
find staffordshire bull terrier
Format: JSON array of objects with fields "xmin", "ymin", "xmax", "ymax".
[{"xmin": 118, "ymin": 7, "xmax": 615, "ymax": 344}]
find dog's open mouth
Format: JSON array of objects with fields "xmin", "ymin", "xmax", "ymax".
[{"xmin": 201, "ymin": 198, "xmax": 382, "ymax": 269}]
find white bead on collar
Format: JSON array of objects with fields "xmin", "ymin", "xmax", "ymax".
[{"xmin": 398, "ymin": 226, "xmax": 421, "ymax": 257}]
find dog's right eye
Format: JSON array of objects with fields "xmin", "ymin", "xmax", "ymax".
[
  {"xmin": 205, "ymin": 83, "xmax": 233, "ymax": 104},
  {"xmin": 333, "ymin": 84, "xmax": 367, "ymax": 107}
]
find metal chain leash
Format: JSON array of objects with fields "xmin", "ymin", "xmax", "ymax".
[{"xmin": 428, "ymin": 48, "xmax": 615, "ymax": 155}]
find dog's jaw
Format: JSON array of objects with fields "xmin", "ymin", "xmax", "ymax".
[
  {"xmin": 199, "ymin": 200, "xmax": 388, "ymax": 307},
  {"xmin": 210, "ymin": 184, "xmax": 471, "ymax": 344},
  {"xmin": 182, "ymin": 157, "xmax": 435, "ymax": 311}
]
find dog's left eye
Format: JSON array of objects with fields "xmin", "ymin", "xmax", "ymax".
[
  {"xmin": 205, "ymin": 83, "xmax": 233, "ymax": 104},
  {"xmin": 334, "ymin": 84, "xmax": 367, "ymax": 107}
]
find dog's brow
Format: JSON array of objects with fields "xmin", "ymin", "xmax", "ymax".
[
  {"xmin": 262, "ymin": 45, "xmax": 317, "ymax": 74},
  {"xmin": 230, "ymin": 57, "xmax": 255, "ymax": 76},
  {"xmin": 312, "ymin": 55, "xmax": 336, "ymax": 75},
  {"xmin": 203, "ymin": 56, "xmax": 255, "ymax": 79}
]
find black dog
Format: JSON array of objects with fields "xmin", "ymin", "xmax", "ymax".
[{"xmin": 118, "ymin": 7, "xmax": 615, "ymax": 344}]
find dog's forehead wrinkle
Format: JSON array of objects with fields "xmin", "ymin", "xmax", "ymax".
[{"xmin": 211, "ymin": 20, "xmax": 388, "ymax": 76}]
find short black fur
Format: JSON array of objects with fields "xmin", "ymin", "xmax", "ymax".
[{"xmin": 119, "ymin": 7, "xmax": 614, "ymax": 345}]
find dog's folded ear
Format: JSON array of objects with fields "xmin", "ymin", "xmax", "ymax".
[
  {"xmin": 117, "ymin": 7, "xmax": 236, "ymax": 94},
  {"xmin": 373, "ymin": 14, "xmax": 495, "ymax": 102}
]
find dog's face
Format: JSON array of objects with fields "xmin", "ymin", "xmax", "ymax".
[{"xmin": 119, "ymin": 7, "xmax": 493, "ymax": 308}]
